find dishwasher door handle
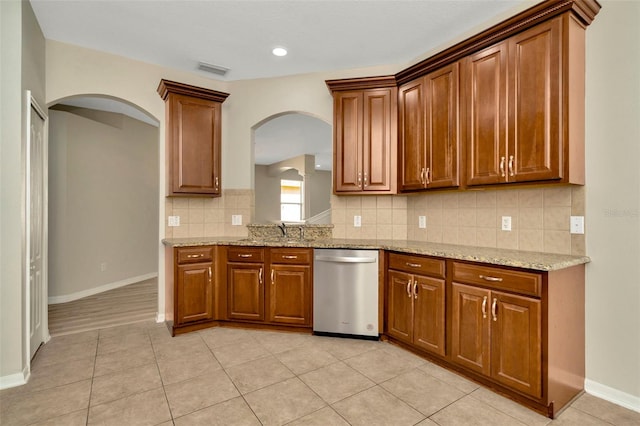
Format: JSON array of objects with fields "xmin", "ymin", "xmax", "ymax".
[{"xmin": 315, "ymin": 255, "xmax": 377, "ymax": 263}]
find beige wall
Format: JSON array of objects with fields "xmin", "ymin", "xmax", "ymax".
[
  {"xmin": 4, "ymin": 0, "xmax": 636, "ymax": 408},
  {"xmin": 584, "ymin": 0, "xmax": 640, "ymax": 404},
  {"xmin": 0, "ymin": 0, "xmax": 46, "ymax": 386},
  {"xmin": 48, "ymin": 108, "xmax": 159, "ymax": 300}
]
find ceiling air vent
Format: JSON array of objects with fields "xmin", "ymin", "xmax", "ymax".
[{"xmin": 197, "ymin": 61, "xmax": 229, "ymax": 76}]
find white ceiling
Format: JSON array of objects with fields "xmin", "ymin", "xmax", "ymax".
[{"xmin": 31, "ymin": 0, "xmax": 529, "ymax": 169}]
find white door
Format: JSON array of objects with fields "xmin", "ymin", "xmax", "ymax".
[{"xmin": 28, "ymin": 94, "xmax": 48, "ymax": 359}]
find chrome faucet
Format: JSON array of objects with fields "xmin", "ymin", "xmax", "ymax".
[
  {"xmin": 277, "ymin": 222, "xmax": 287, "ymax": 238},
  {"xmin": 298, "ymin": 226, "xmax": 305, "ymax": 241}
]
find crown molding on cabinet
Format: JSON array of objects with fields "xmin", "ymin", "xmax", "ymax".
[{"xmin": 157, "ymin": 79, "xmax": 230, "ymax": 103}]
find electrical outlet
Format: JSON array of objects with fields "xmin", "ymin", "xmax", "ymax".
[
  {"xmin": 419, "ymin": 216, "xmax": 427, "ymax": 229},
  {"xmin": 231, "ymin": 215, "xmax": 242, "ymax": 226},
  {"xmin": 501, "ymin": 216, "xmax": 512, "ymax": 231},
  {"xmin": 570, "ymin": 216, "xmax": 585, "ymax": 234},
  {"xmin": 354, "ymin": 215, "xmax": 362, "ymax": 227},
  {"xmin": 168, "ymin": 215, "xmax": 180, "ymax": 227}
]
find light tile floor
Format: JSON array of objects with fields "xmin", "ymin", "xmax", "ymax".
[{"xmin": 1, "ymin": 321, "xmax": 639, "ymax": 425}]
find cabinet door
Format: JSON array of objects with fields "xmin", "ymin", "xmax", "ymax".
[
  {"xmin": 227, "ymin": 263, "xmax": 264, "ymax": 321},
  {"xmin": 508, "ymin": 17, "xmax": 562, "ymax": 183},
  {"xmin": 424, "ymin": 63, "xmax": 459, "ymax": 189},
  {"xmin": 176, "ymin": 263, "xmax": 213, "ymax": 325},
  {"xmin": 169, "ymin": 94, "xmax": 221, "ymax": 195},
  {"xmin": 334, "ymin": 91, "xmax": 363, "ymax": 192},
  {"xmin": 491, "ymin": 291, "xmax": 542, "ymax": 398},
  {"xmin": 387, "ymin": 270, "xmax": 413, "ymax": 343},
  {"xmin": 451, "ymin": 283, "xmax": 490, "ymax": 375},
  {"xmin": 463, "ymin": 42, "xmax": 508, "ymax": 186},
  {"xmin": 413, "ymin": 275, "xmax": 445, "ymax": 356},
  {"xmin": 362, "ymin": 88, "xmax": 395, "ymax": 192},
  {"xmin": 398, "ymin": 79, "xmax": 426, "ymax": 191},
  {"xmin": 268, "ymin": 264, "xmax": 311, "ymax": 326}
]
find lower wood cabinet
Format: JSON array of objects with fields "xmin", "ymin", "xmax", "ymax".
[
  {"xmin": 166, "ymin": 245, "xmax": 218, "ymax": 335},
  {"xmin": 386, "ymin": 253, "xmax": 445, "ymax": 356},
  {"xmin": 225, "ymin": 246, "xmax": 312, "ymax": 328}
]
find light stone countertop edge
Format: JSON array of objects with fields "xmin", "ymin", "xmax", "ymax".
[{"xmin": 162, "ymin": 237, "xmax": 590, "ymax": 272}]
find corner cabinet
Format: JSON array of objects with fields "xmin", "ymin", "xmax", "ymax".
[
  {"xmin": 326, "ymin": 77, "xmax": 397, "ymax": 194},
  {"xmin": 463, "ymin": 14, "xmax": 586, "ymax": 186},
  {"xmin": 165, "ymin": 245, "xmax": 221, "ymax": 335},
  {"xmin": 157, "ymin": 79, "xmax": 229, "ymax": 197},
  {"xmin": 399, "ymin": 62, "xmax": 460, "ymax": 192}
]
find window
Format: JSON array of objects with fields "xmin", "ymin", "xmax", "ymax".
[{"xmin": 280, "ymin": 179, "xmax": 302, "ymax": 222}]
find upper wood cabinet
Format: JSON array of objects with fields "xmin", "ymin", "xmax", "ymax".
[
  {"xmin": 157, "ymin": 79, "xmax": 229, "ymax": 197},
  {"xmin": 399, "ymin": 62, "xmax": 460, "ymax": 192},
  {"xmin": 326, "ymin": 77, "xmax": 397, "ymax": 194},
  {"xmin": 463, "ymin": 15, "xmax": 586, "ymax": 186}
]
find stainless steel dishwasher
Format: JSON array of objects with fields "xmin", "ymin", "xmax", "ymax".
[{"xmin": 313, "ymin": 248, "xmax": 379, "ymax": 339}]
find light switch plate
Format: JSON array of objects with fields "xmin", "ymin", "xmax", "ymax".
[
  {"xmin": 419, "ymin": 216, "xmax": 427, "ymax": 229},
  {"xmin": 232, "ymin": 215, "xmax": 242, "ymax": 226},
  {"xmin": 501, "ymin": 216, "xmax": 512, "ymax": 231},
  {"xmin": 570, "ymin": 216, "xmax": 585, "ymax": 234},
  {"xmin": 354, "ymin": 215, "xmax": 362, "ymax": 227},
  {"xmin": 168, "ymin": 216, "xmax": 180, "ymax": 227}
]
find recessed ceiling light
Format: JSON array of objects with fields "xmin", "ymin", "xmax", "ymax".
[{"xmin": 272, "ymin": 47, "xmax": 287, "ymax": 57}]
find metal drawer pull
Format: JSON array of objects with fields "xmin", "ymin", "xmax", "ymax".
[
  {"xmin": 425, "ymin": 167, "xmax": 431, "ymax": 185},
  {"xmin": 508, "ymin": 155, "xmax": 515, "ymax": 177},
  {"xmin": 282, "ymin": 255, "xmax": 298, "ymax": 259},
  {"xmin": 413, "ymin": 282, "xmax": 418, "ymax": 299},
  {"xmin": 482, "ymin": 296, "xmax": 487, "ymax": 319},
  {"xmin": 406, "ymin": 281, "xmax": 412, "ymax": 298},
  {"xmin": 406, "ymin": 262, "xmax": 421, "ymax": 268},
  {"xmin": 187, "ymin": 254, "xmax": 204, "ymax": 258},
  {"xmin": 500, "ymin": 156, "xmax": 506, "ymax": 177},
  {"xmin": 238, "ymin": 254, "xmax": 253, "ymax": 258},
  {"xmin": 491, "ymin": 298, "xmax": 498, "ymax": 321},
  {"xmin": 479, "ymin": 275, "xmax": 503, "ymax": 282}
]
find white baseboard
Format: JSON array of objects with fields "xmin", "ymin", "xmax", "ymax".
[
  {"xmin": 156, "ymin": 312, "xmax": 165, "ymax": 323},
  {"xmin": 585, "ymin": 379, "xmax": 640, "ymax": 413},
  {"xmin": 0, "ymin": 366, "xmax": 29, "ymax": 390},
  {"xmin": 48, "ymin": 273, "xmax": 158, "ymax": 304}
]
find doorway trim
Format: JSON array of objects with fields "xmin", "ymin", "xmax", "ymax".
[{"xmin": 24, "ymin": 90, "xmax": 50, "ymax": 373}]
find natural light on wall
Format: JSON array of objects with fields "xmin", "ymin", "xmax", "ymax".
[{"xmin": 280, "ymin": 179, "xmax": 302, "ymax": 222}]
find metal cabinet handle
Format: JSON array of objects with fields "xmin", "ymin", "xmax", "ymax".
[
  {"xmin": 215, "ymin": 176, "xmax": 219, "ymax": 190},
  {"xmin": 491, "ymin": 297, "xmax": 498, "ymax": 322},
  {"xmin": 479, "ymin": 275, "xmax": 503, "ymax": 282},
  {"xmin": 500, "ymin": 156, "xmax": 506, "ymax": 177},
  {"xmin": 238, "ymin": 254, "xmax": 253, "ymax": 258},
  {"xmin": 187, "ymin": 254, "xmax": 204, "ymax": 258},
  {"xmin": 413, "ymin": 282, "xmax": 418, "ymax": 299},
  {"xmin": 425, "ymin": 167, "xmax": 431, "ymax": 185},
  {"xmin": 208, "ymin": 267, "xmax": 212, "ymax": 283},
  {"xmin": 406, "ymin": 281, "xmax": 412, "ymax": 298},
  {"xmin": 508, "ymin": 155, "xmax": 515, "ymax": 177},
  {"xmin": 364, "ymin": 172, "xmax": 368, "ymax": 187},
  {"xmin": 259, "ymin": 268, "xmax": 263, "ymax": 285},
  {"xmin": 420, "ymin": 167, "xmax": 426, "ymax": 185},
  {"xmin": 482, "ymin": 296, "xmax": 487, "ymax": 319},
  {"xmin": 271, "ymin": 269, "xmax": 275, "ymax": 285},
  {"xmin": 357, "ymin": 172, "xmax": 362, "ymax": 186},
  {"xmin": 282, "ymin": 255, "xmax": 298, "ymax": 259},
  {"xmin": 406, "ymin": 262, "xmax": 421, "ymax": 268}
]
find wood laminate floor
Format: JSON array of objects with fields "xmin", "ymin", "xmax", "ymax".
[{"xmin": 47, "ymin": 278, "xmax": 157, "ymax": 337}]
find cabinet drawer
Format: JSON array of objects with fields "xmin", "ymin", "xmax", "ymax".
[
  {"xmin": 176, "ymin": 246, "xmax": 213, "ymax": 264},
  {"xmin": 388, "ymin": 253, "xmax": 445, "ymax": 278},
  {"xmin": 452, "ymin": 262, "xmax": 542, "ymax": 297},
  {"xmin": 227, "ymin": 247, "xmax": 264, "ymax": 263},
  {"xmin": 271, "ymin": 248, "xmax": 312, "ymax": 265}
]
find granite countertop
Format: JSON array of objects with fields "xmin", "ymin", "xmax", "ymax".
[{"xmin": 162, "ymin": 237, "xmax": 590, "ymax": 271}]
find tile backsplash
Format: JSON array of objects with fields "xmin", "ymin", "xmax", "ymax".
[
  {"xmin": 164, "ymin": 189, "xmax": 253, "ymax": 238},
  {"xmin": 165, "ymin": 186, "xmax": 585, "ymax": 256},
  {"xmin": 332, "ymin": 186, "xmax": 585, "ymax": 256}
]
